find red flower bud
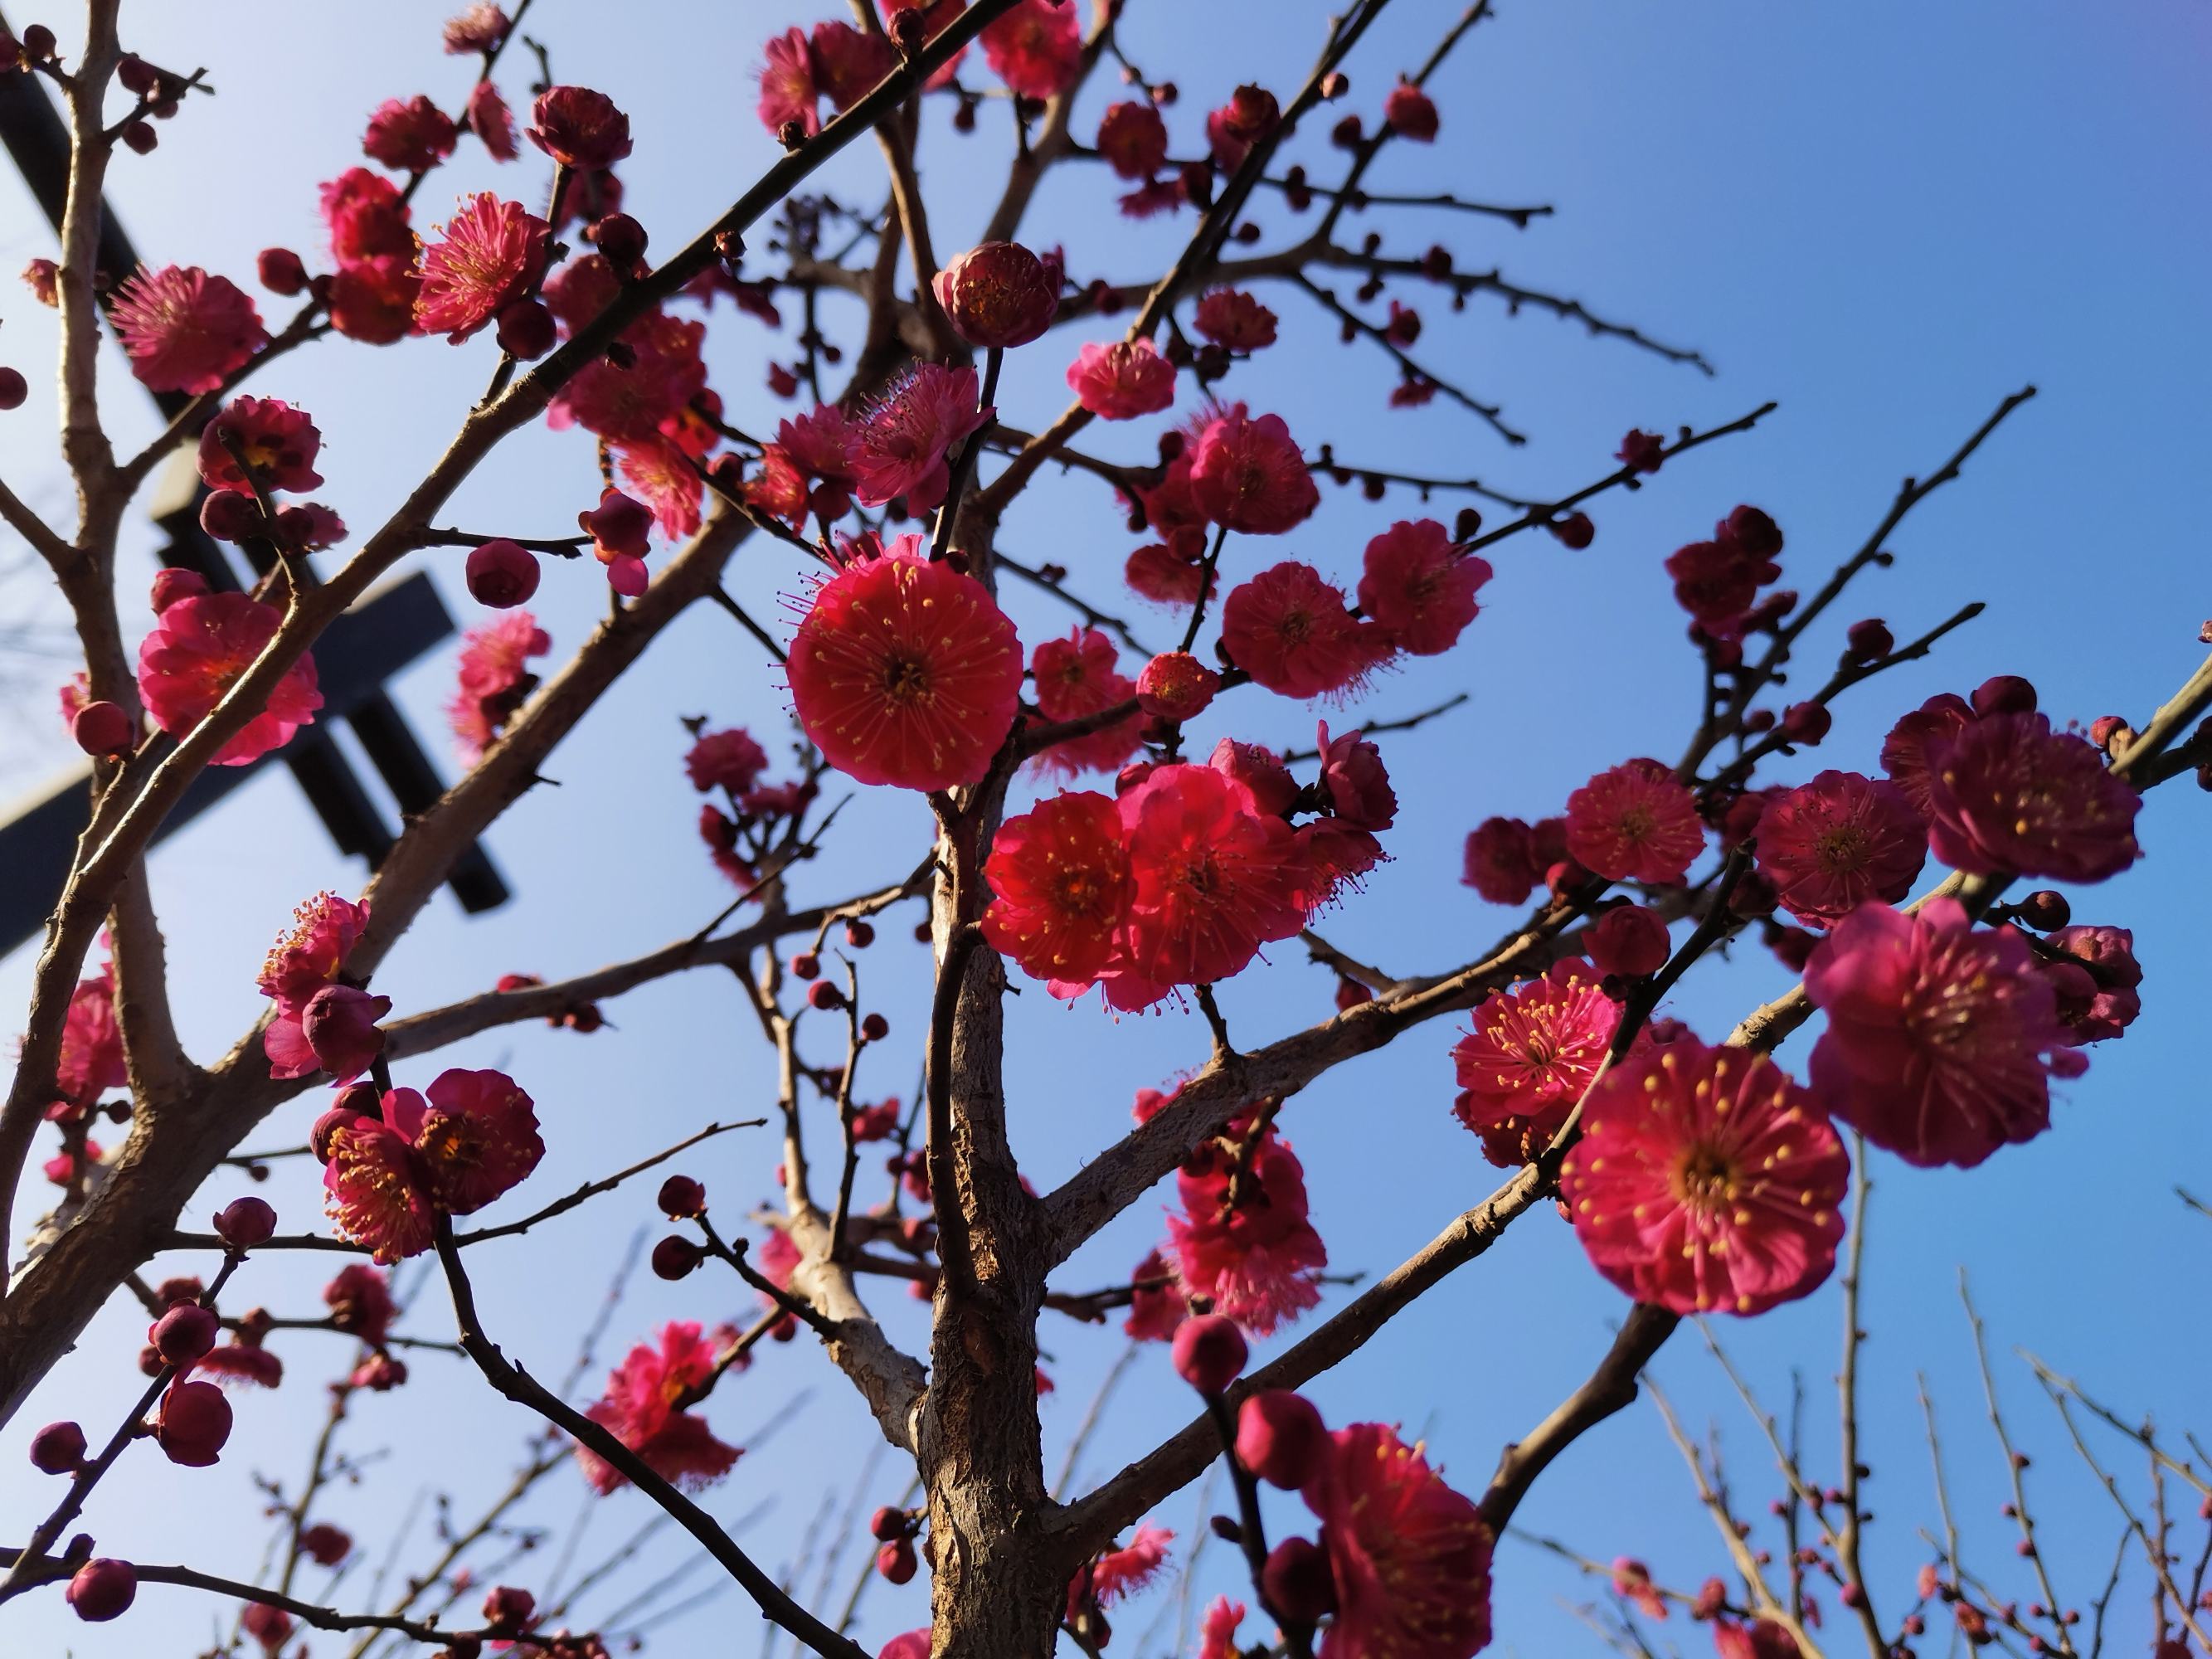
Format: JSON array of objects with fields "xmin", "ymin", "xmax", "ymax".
[
  {"xmin": 214, "ymin": 1194, "xmax": 278, "ymax": 1248},
  {"xmin": 1262, "ymin": 1536, "xmax": 1338, "ymax": 1623},
  {"xmin": 464, "ymin": 538, "xmax": 541, "ymax": 608},
  {"xmin": 588, "ymin": 212, "xmax": 648, "ymax": 271},
  {"xmin": 156, "ymin": 1378, "xmax": 234, "ymax": 1466},
  {"xmin": 299, "ymin": 1522, "xmax": 352, "ymax": 1566},
  {"xmin": 1550, "ymin": 512, "xmax": 1594, "ymax": 550},
  {"xmin": 257, "ymin": 247, "xmax": 309, "ymax": 295},
  {"xmin": 71, "ymin": 700, "xmax": 135, "ymax": 757},
  {"xmin": 1136, "ymin": 650, "xmax": 1221, "ymax": 721},
  {"xmin": 151, "ymin": 1301, "xmax": 220, "ymax": 1365},
  {"xmin": 1971, "ymin": 674, "xmax": 2037, "ymax": 717},
  {"xmin": 200, "ymin": 489, "xmax": 265, "ymax": 543},
  {"xmin": 1844, "ymin": 617, "xmax": 1893, "ymax": 663},
  {"xmin": 861, "ymin": 1012, "xmax": 890, "ymax": 1041},
  {"xmin": 1235, "ymin": 1389, "xmax": 1327, "ymax": 1489},
  {"xmin": 28, "ymin": 1420, "xmax": 86, "ymax": 1474},
  {"xmin": 1586, "ymin": 904, "xmax": 1671, "ymax": 980},
  {"xmin": 649, "ymin": 1235, "xmax": 703, "ymax": 1280},
  {"xmin": 876, "ymin": 1537, "xmax": 917, "ymax": 1584},
  {"xmin": 1383, "ymin": 80, "xmax": 1439, "ymax": 141},
  {"xmin": 1779, "ymin": 701, "xmax": 1831, "ymax": 743},
  {"xmin": 151, "ymin": 567, "xmax": 211, "ymax": 612},
  {"xmin": 657, "ymin": 1175, "xmax": 706, "ymax": 1219},
  {"xmin": 495, "ymin": 298, "xmax": 557, "ymax": 360},
  {"xmin": 1170, "ymin": 1313, "xmax": 1247, "ymax": 1395},
  {"xmin": 300, "ymin": 983, "xmax": 392, "ymax": 1080},
  {"xmin": 482, "ymin": 1584, "xmax": 537, "ymax": 1632},
  {"xmin": 870, "ymin": 1505, "xmax": 908, "ymax": 1541},
  {"xmin": 790, "ymin": 951, "xmax": 821, "ymax": 980},
  {"xmin": 806, "ymin": 980, "xmax": 846, "ymax": 1012},
  {"xmin": 844, "ymin": 920, "xmax": 876, "ymax": 948},
  {"xmin": 2016, "ymin": 889, "xmax": 2070, "ymax": 930},
  {"xmin": 66, "ymin": 1558, "xmax": 137, "ymax": 1623},
  {"xmin": 578, "ymin": 487, "xmax": 653, "ymax": 560}
]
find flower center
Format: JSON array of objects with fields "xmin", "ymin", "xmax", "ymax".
[
  {"xmin": 1813, "ymin": 823, "xmax": 1870, "ymax": 873},
  {"xmin": 1675, "ymin": 1145, "xmax": 1738, "ymax": 1209},
  {"xmin": 880, "ymin": 654, "xmax": 931, "ymax": 705}
]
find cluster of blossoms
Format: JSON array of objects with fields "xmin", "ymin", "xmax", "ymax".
[
  {"xmin": 1159, "ymin": 1316, "xmax": 1495, "ymax": 1659},
  {"xmin": 575, "ymin": 1319, "xmax": 742, "ymax": 1493},
  {"xmin": 983, "ymin": 727, "xmax": 1395, "ymax": 1011},
  {"xmin": 683, "ymin": 722, "xmax": 816, "ymax": 887},
  {"xmin": 134, "ymin": 564, "xmax": 323, "ymax": 768},
  {"xmin": 314, "ymin": 1068, "xmax": 543, "ymax": 1262}
]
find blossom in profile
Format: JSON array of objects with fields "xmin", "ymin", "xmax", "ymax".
[
  {"xmin": 1125, "ymin": 541, "xmax": 1209, "ymax": 606},
  {"xmin": 757, "ymin": 27, "xmax": 819, "ymax": 136},
  {"xmin": 1451, "ymin": 960, "xmax": 1627, "ymax": 1167},
  {"xmin": 1067, "ymin": 339, "xmax": 1177, "ymax": 420},
  {"xmin": 259, "ymin": 892, "xmax": 372, "ymax": 1030},
  {"xmin": 447, "ymin": 610, "xmax": 550, "ymax": 761},
  {"xmin": 1358, "ymin": 519, "xmax": 1488, "ymax": 656},
  {"xmin": 982, "ymin": 0, "xmax": 1082, "ymax": 100},
  {"xmin": 1168, "ymin": 1117, "xmax": 1326, "ymax": 1333},
  {"xmin": 1564, "ymin": 758, "xmax": 1704, "ymax": 885},
  {"xmin": 443, "ymin": 3, "xmax": 508, "ymax": 54},
  {"xmin": 362, "ymin": 95, "xmax": 459, "ymax": 173},
  {"xmin": 1302, "ymin": 1421, "xmax": 1493, "ymax": 1659},
  {"xmin": 1222, "ymin": 562, "xmax": 1392, "ymax": 700},
  {"xmin": 850, "ymin": 362, "xmax": 991, "ymax": 511},
  {"xmin": 812, "ymin": 22, "xmax": 896, "ymax": 112},
  {"xmin": 1923, "ymin": 712, "xmax": 2140, "ymax": 883},
  {"xmin": 785, "ymin": 537, "xmax": 1023, "ymax": 790},
  {"xmin": 1189, "ymin": 405, "xmax": 1319, "ymax": 534},
  {"xmin": 460, "ymin": 79, "xmax": 517, "ymax": 159},
  {"xmin": 53, "ymin": 961, "xmax": 126, "ymax": 1117},
  {"xmin": 137, "ymin": 592, "xmax": 321, "ymax": 766},
  {"xmin": 415, "ymin": 193, "xmax": 549, "ymax": 342},
  {"xmin": 1560, "ymin": 1039, "xmax": 1850, "ymax": 1316},
  {"xmin": 110, "ymin": 265, "xmax": 267, "ymax": 394},
  {"xmin": 1198, "ymin": 1597, "xmax": 1247, "ymax": 1659},
  {"xmin": 1461, "ymin": 815, "xmax": 1542, "ymax": 905},
  {"xmin": 1136, "ymin": 650, "xmax": 1219, "ymax": 721},
  {"xmin": 1194, "ymin": 289, "xmax": 1278, "ymax": 352},
  {"xmin": 1315, "ymin": 722, "xmax": 1395, "ymax": 830},
  {"xmin": 1383, "ymin": 80, "xmax": 1441, "ymax": 140},
  {"xmin": 322, "ymin": 168, "xmax": 415, "ymax": 264},
  {"xmin": 1096, "ymin": 100, "xmax": 1169, "ymax": 179},
  {"xmin": 1879, "ymin": 691, "xmax": 1974, "ymax": 818},
  {"xmin": 1030, "ymin": 628, "xmax": 1142, "ymax": 776},
  {"xmin": 527, "ymin": 85, "xmax": 633, "ymax": 170},
  {"xmin": 575, "ymin": 1321, "xmax": 741, "ymax": 1494},
  {"xmin": 1806, "ymin": 898, "xmax": 2078, "ymax": 1168},
  {"xmin": 1122, "ymin": 1247, "xmax": 1186, "ymax": 1342},
  {"xmin": 613, "ymin": 434, "xmax": 705, "ymax": 541},
  {"xmin": 328, "ymin": 255, "xmax": 422, "ymax": 345},
  {"xmin": 983, "ymin": 790, "xmax": 1133, "ymax": 989},
  {"xmin": 196, "ymin": 397, "xmax": 323, "ymax": 495},
  {"xmin": 1117, "ymin": 762, "xmax": 1308, "ymax": 994},
  {"xmin": 1069, "ymin": 1523, "xmax": 1174, "ymax": 1622},
  {"xmin": 2044, "ymin": 923, "xmax": 2142, "ymax": 1044},
  {"xmin": 686, "ymin": 727, "xmax": 770, "ymax": 796},
  {"xmin": 325, "ymin": 1262, "xmax": 395, "ymax": 1345},
  {"xmin": 1754, "ymin": 771, "xmax": 1927, "ymax": 927}
]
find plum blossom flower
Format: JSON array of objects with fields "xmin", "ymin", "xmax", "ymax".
[
  {"xmin": 1358, "ymin": 519, "xmax": 1488, "ymax": 656},
  {"xmin": 850, "ymin": 362, "xmax": 991, "ymax": 511},
  {"xmin": 1452, "ymin": 960, "xmax": 1631, "ymax": 1167},
  {"xmin": 1067, "ymin": 338, "xmax": 1177, "ymax": 420},
  {"xmin": 756, "ymin": 27, "xmax": 819, "ymax": 136},
  {"xmin": 1168, "ymin": 1116, "xmax": 1326, "ymax": 1333},
  {"xmin": 1303, "ymin": 1421, "xmax": 1493, "ymax": 1659},
  {"xmin": 362, "ymin": 95, "xmax": 458, "ymax": 173},
  {"xmin": 1189, "ymin": 404, "xmax": 1319, "ymax": 534},
  {"xmin": 527, "ymin": 86, "xmax": 633, "ymax": 170},
  {"xmin": 984, "ymin": 791, "xmax": 1133, "ymax": 988},
  {"xmin": 53, "ymin": 961, "xmax": 126, "ymax": 1117},
  {"xmin": 1194, "ymin": 289, "xmax": 1278, "ymax": 351},
  {"xmin": 136, "ymin": 592, "xmax": 321, "ymax": 766},
  {"xmin": 686, "ymin": 728, "xmax": 770, "ymax": 796},
  {"xmin": 321, "ymin": 1072, "xmax": 542, "ymax": 1258},
  {"xmin": 1222, "ymin": 562, "xmax": 1392, "ymax": 700},
  {"xmin": 1754, "ymin": 771, "xmax": 1927, "ymax": 927},
  {"xmin": 109, "ymin": 265, "xmax": 267, "ymax": 394},
  {"xmin": 576, "ymin": 1321, "xmax": 741, "ymax": 1494},
  {"xmin": 1805, "ymin": 898, "xmax": 2078, "ymax": 1168},
  {"xmin": 1029, "ymin": 628, "xmax": 1142, "ymax": 776},
  {"xmin": 812, "ymin": 22, "xmax": 896, "ymax": 111},
  {"xmin": 785, "ymin": 537, "xmax": 1023, "ymax": 790},
  {"xmin": 415, "ymin": 193, "xmax": 549, "ymax": 342},
  {"xmin": 982, "ymin": 0, "xmax": 1082, "ymax": 100},
  {"xmin": 447, "ymin": 611, "xmax": 549, "ymax": 761},
  {"xmin": 1565, "ymin": 758, "xmax": 1704, "ymax": 885},
  {"xmin": 196, "ymin": 397, "xmax": 323, "ymax": 495},
  {"xmin": 934, "ymin": 241, "xmax": 1061, "ymax": 348},
  {"xmin": 1923, "ymin": 712, "xmax": 2141, "ymax": 883},
  {"xmin": 443, "ymin": 4, "xmax": 509, "ymax": 54},
  {"xmin": 1096, "ymin": 100, "xmax": 1169, "ymax": 179},
  {"xmin": 1561, "ymin": 1038, "xmax": 1850, "ymax": 1316}
]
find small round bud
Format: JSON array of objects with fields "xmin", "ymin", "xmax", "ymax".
[
  {"xmin": 869, "ymin": 1505, "xmax": 907, "ymax": 1542},
  {"xmin": 28, "ymin": 1420, "xmax": 86, "ymax": 1474},
  {"xmin": 932, "ymin": 241, "xmax": 1060, "ymax": 349},
  {"xmin": 1586, "ymin": 904, "xmax": 1670, "ymax": 980},
  {"xmin": 807, "ymin": 980, "xmax": 846, "ymax": 1013},
  {"xmin": 155, "ymin": 1378, "xmax": 234, "ymax": 1466},
  {"xmin": 844, "ymin": 919, "xmax": 875, "ymax": 949},
  {"xmin": 1971, "ymin": 674, "xmax": 2037, "ymax": 718},
  {"xmin": 650, "ymin": 1235, "xmax": 703, "ymax": 1281},
  {"xmin": 117, "ymin": 52, "xmax": 158, "ymax": 95},
  {"xmin": 1550, "ymin": 512, "xmax": 1594, "ymax": 550},
  {"xmin": 71, "ymin": 700, "xmax": 135, "ymax": 757},
  {"xmin": 211, "ymin": 1194, "xmax": 277, "ymax": 1249},
  {"xmin": 790, "ymin": 951, "xmax": 821, "ymax": 980},
  {"xmin": 120, "ymin": 120, "xmax": 157, "ymax": 153},
  {"xmin": 1136, "ymin": 650, "xmax": 1221, "ymax": 721},
  {"xmin": 299, "ymin": 1523, "xmax": 352, "ymax": 1566},
  {"xmin": 66, "ymin": 1558, "xmax": 136, "ymax": 1623},
  {"xmin": 1779, "ymin": 700, "xmax": 1831, "ymax": 744},
  {"xmin": 861, "ymin": 1012, "xmax": 890, "ymax": 1042},
  {"xmin": 495, "ymin": 298, "xmax": 557, "ymax": 360},
  {"xmin": 2015, "ymin": 890, "xmax": 2070, "ymax": 931},
  {"xmin": 151, "ymin": 1301, "xmax": 219, "ymax": 1365},
  {"xmin": 20, "ymin": 25, "xmax": 56, "ymax": 58},
  {"xmin": 464, "ymin": 539, "xmax": 541, "ymax": 608},
  {"xmin": 257, "ymin": 247, "xmax": 309, "ymax": 295},
  {"xmin": 1169, "ymin": 1313, "xmax": 1247, "ymax": 1395},
  {"xmin": 1843, "ymin": 617, "xmax": 1894, "ymax": 663},
  {"xmin": 482, "ymin": 1585, "xmax": 536, "ymax": 1632},
  {"xmin": 2088, "ymin": 713, "xmax": 2132, "ymax": 752},
  {"xmin": 199, "ymin": 489, "xmax": 264, "ymax": 543},
  {"xmin": 657, "ymin": 1175, "xmax": 705, "ymax": 1219},
  {"xmin": 1262, "ymin": 1536, "xmax": 1338, "ymax": 1623},
  {"xmin": 876, "ymin": 1537, "xmax": 917, "ymax": 1584},
  {"xmin": 1452, "ymin": 506, "xmax": 1482, "ymax": 542},
  {"xmin": 1235, "ymin": 1390, "xmax": 1327, "ymax": 1490},
  {"xmin": 588, "ymin": 212, "xmax": 648, "ymax": 270},
  {"xmin": 0, "ymin": 366, "xmax": 27, "ymax": 411}
]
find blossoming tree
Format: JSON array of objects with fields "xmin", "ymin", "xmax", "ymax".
[{"xmin": 0, "ymin": 2, "xmax": 2207, "ymax": 1657}]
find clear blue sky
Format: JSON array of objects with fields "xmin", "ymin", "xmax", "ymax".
[{"xmin": 2, "ymin": 2, "xmax": 2208, "ymax": 1655}]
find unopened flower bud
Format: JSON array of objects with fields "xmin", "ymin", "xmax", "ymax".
[
  {"xmin": 150, "ymin": 567, "xmax": 210, "ymax": 612},
  {"xmin": 495, "ymin": 298, "xmax": 556, "ymax": 359},
  {"xmin": 2015, "ymin": 890, "xmax": 2070, "ymax": 931},
  {"xmin": 301, "ymin": 983, "xmax": 391, "ymax": 1080},
  {"xmin": 1586, "ymin": 904, "xmax": 1670, "ymax": 979},
  {"xmin": 200, "ymin": 489, "xmax": 265, "ymax": 543},
  {"xmin": 790, "ymin": 951, "xmax": 821, "ymax": 980},
  {"xmin": 1235, "ymin": 1390, "xmax": 1327, "ymax": 1489},
  {"xmin": 876, "ymin": 1537, "xmax": 917, "ymax": 1584},
  {"xmin": 71, "ymin": 700, "xmax": 135, "ymax": 757},
  {"xmin": 932, "ymin": 241, "xmax": 1060, "ymax": 349},
  {"xmin": 482, "ymin": 1585, "xmax": 536, "ymax": 1632},
  {"xmin": 1550, "ymin": 512, "xmax": 1594, "ymax": 550},
  {"xmin": 806, "ymin": 980, "xmax": 845, "ymax": 1012},
  {"xmin": 1844, "ymin": 618, "xmax": 1893, "ymax": 663},
  {"xmin": 844, "ymin": 919, "xmax": 876, "ymax": 948},
  {"xmin": 28, "ymin": 1420, "xmax": 86, "ymax": 1474},
  {"xmin": 155, "ymin": 1379, "xmax": 234, "ymax": 1466},
  {"xmin": 1780, "ymin": 701, "xmax": 1831, "ymax": 744},
  {"xmin": 657, "ymin": 1175, "xmax": 705, "ymax": 1219},
  {"xmin": 650, "ymin": 1235, "xmax": 703, "ymax": 1280},
  {"xmin": 464, "ymin": 539, "xmax": 540, "ymax": 608},
  {"xmin": 66, "ymin": 1558, "xmax": 136, "ymax": 1623},
  {"xmin": 1262, "ymin": 1536, "xmax": 1338, "ymax": 1623},
  {"xmin": 588, "ymin": 212, "xmax": 647, "ymax": 270},
  {"xmin": 150, "ymin": 1302, "xmax": 219, "ymax": 1365},
  {"xmin": 1170, "ymin": 1313, "xmax": 1246, "ymax": 1395},
  {"xmin": 869, "ymin": 1505, "xmax": 907, "ymax": 1542},
  {"xmin": 1136, "ymin": 650, "xmax": 1220, "ymax": 721},
  {"xmin": 861, "ymin": 1012, "xmax": 890, "ymax": 1041},
  {"xmin": 1971, "ymin": 674, "xmax": 2037, "ymax": 717}
]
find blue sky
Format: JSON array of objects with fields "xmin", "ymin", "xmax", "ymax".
[{"xmin": 2, "ymin": 2, "xmax": 2209, "ymax": 1655}]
